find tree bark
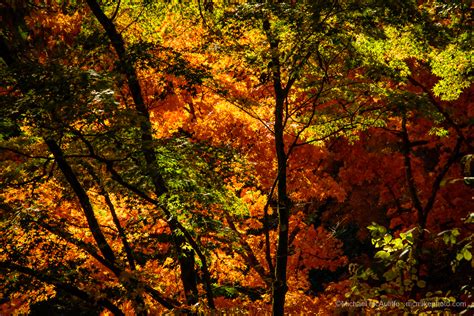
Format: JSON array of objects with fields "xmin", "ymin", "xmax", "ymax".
[
  {"xmin": 272, "ymin": 94, "xmax": 290, "ymax": 316},
  {"xmin": 83, "ymin": 163, "xmax": 136, "ymax": 271},
  {"xmin": 263, "ymin": 17, "xmax": 290, "ymax": 316},
  {"xmin": 45, "ymin": 138, "xmax": 117, "ymax": 264}
]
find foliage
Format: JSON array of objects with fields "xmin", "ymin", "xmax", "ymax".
[
  {"xmin": 0, "ymin": 0, "xmax": 472, "ymax": 315},
  {"xmin": 347, "ymin": 222, "xmax": 472, "ymax": 314}
]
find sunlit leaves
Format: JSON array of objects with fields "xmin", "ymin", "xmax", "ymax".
[
  {"xmin": 353, "ymin": 25, "xmax": 423, "ymax": 79},
  {"xmin": 1, "ymin": 1, "xmax": 472, "ymax": 314},
  {"xmin": 430, "ymin": 44, "xmax": 473, "ymax": 101}
]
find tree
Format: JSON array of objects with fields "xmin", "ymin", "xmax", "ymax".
[
  {"xmin": 1, "ymin": 0, "xmax": 472, "ymax": 314},
  {"xmin": 195, "ymin": 1, "xmax": 385, "ymax": 313},
  {"xmin": 1, "ymin": 1, "xmax": 227, "ymax": 313}
]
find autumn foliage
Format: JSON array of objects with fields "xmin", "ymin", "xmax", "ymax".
[{"xmin": 0, "ymin": 1, "xmax": 472, "ymax": 315}]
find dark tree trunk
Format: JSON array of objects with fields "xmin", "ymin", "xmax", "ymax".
[
  {"xmin": 85, "ymin": 0, "xmax": 212, "ymax": 308},
  {"xmin": 263, "ymin": 17, "xmax": 291, "ymax": 316},
  {"xmin": 177, "ymin": 246, "xmax": 199, "ymax": 305},
  {"xmin": 83, "ymin": 162, "xmax": 137, "ymax": 270},
  {"xmin": 272, "ymin": 95, "xmax": 290, "ymax": 316},
  {"xmin": 45, "ymin": 138, "xmax": 117, "ymax": 264}
]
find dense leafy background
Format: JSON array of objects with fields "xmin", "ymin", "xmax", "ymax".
[{"xmin": 0, "ymin": 0, "xmax": 472, "ymax": 314}]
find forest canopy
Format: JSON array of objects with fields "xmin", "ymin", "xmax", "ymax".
[{"xmin": 0, "ymin": 0, "xmax": 472, "ymax": 315}]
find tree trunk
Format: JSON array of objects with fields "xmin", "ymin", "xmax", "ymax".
[
  {"xmin": 85, "ymin": 0, "xmax": 210, "ymax": 308},
  {"xmin": 177, "ymin": 246, "xmax": 199, "ymax": 305},
  {"xmin": 263, "ymin": 16, "xmax": 290, "ymax": 315},
  {"xmin": 272, "ymin": 95, "xmax": 290, "ymax": 316},
  {"xmin": 45, "ymin": 138, "xmax": 117, "ymax": 264}
]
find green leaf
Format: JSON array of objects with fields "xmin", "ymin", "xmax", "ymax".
[
  {"xmin": 383, "ymin": 234, "xmax": 392, "ymax": 243},
  {"xmin": 392, "ymin": 238, "xmax": 403, "ymax": 249},
  {"xmin": 452, "ymin": 229, "xmax": 461, "ymax": 237},
  {"xmin": 383, "ymin": 270, "xmax": 397, "ymax": 281},
  {"xmin": 375, "ymin": 250, "xmax": 390, "ymax": 260},
  {"xmin": 463, "ymin": 249, "xmax": 472, "ymax": 261}
]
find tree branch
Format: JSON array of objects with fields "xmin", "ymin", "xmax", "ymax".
[
  {"xmin": 44, "ymin": 138, "xmax": 117, "ymax": 264},
  {"xmin": 0, "ymin": 262, "xmax": 125, "ymax": 316},
  {"xmin": 82, "ymin": 162, "xmax": 137, "ymax": 271}
]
